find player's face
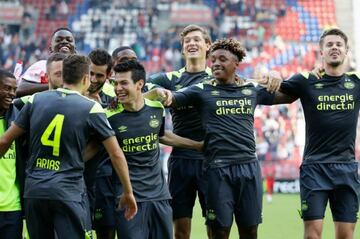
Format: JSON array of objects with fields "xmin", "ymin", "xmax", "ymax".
[
  {"xmin": 0, "ymin": 77, "xmax": 17, "ymax": 111},
  {"xmin": 50, "ymin": 30, "xmax": 76, "ymax": 54},
  {"xmin": 182, "ymin": 30, "xmax": 210, "ymax": 61},
  {"xmin": 47, "ymin": 61, "xmax": 63, "ymax": 89},
  {"xmin": 113, "ymin": 50, "xmax": 137, "ymax": 66},
  {"xmin": 210, "ymin": 49, "xmax": 238, "ymax": 83},
  {"xmin": 88, "ymin": 62, "xmax": 108, "ymax": 93},
  {"xmin": 113, "ymin": 71, "xmax": 143, "ymax": 105},
  {"xmin": 320, "ymin": 35, "xmax": 348, "ymax": 67}
]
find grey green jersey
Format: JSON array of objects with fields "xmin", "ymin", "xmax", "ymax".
[
  {"xmin": 173, "ymin": 82, "xmax": 274, "ymax": 169},
  {"xmin": 147, "ymin": 67, "xmax": 212, "ymax": 160},
  {"xmin": 14, "ymin": 88, "xmax": 115, "ymax": 202},
  {"xmin": 281, "ymin": 72, "xmax": 360, "ymax": 164},
  {"xmin": 106, "ymin": 99, "xmax": 171, "ymax": 202}
]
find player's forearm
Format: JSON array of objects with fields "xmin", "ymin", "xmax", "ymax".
[
  {"xmin": 16, "ymin": 81, "xmax": 48, "ymax": 97},
  {"xmin": 0, "ymin": 136, "xmax": 12, "ymax": 157},
  {"xmin": 103, "ymin": 137, "xmax": 133, "ymax": 194},
  {"xmin": 160, "ymin": 130, "xmax": 202, "ymax": 151}
]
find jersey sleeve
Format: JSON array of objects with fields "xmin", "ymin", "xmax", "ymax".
[
  {"xmin": 280, "ymin": 73, "xmax": 307, "ymax": 97},
  {"xmin": 13, "ymin": 95, "xmax": 31, "ymax": 111},
  {"xmin": 256, "ymin": 85, "xmax": 275, "ymax": 105},
  {"xmin": 14, "ymin": 95, "xmax": 34, "ymax": 131},
  {"xmin": 173, "ymin": 85, "xmax": 201, "ymax": 108},
  {"xmin": 88, "ymin": 102, "xmax": 115, "ymax": 141},
  {"xmin": 146, "ymin": 72, "xmax": 173, "ymax": 91}
]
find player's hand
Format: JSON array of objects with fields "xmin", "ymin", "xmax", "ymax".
[
  {"xmin": 257, "ymin": 71, "xmax": 283, "ymax": 93},
  {"xmin": 117, "ymin": 192, "xmax": 138, "ymax": 221},
  {"xmin": 156, "ymin": 88, "xmax": 173, "ymax": 106},
  {"xmin": 311, "ymin": 65, "xmax": 324, "ymax": 79}
]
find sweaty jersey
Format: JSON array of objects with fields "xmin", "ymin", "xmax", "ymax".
[
  {"xmin": 281, "ymin": 72, "xmax": 360, "ymax": 164},
  {"xmin": 14, "ymin": 88, "xmax": 115, "ymax": 202},
  {"xmin": 173, "ymin": 81, "xmax": 274, "ymax": 169},
  {"xmin": 106, "ymin": 99, "xmax": 170, "ymax": 202},
  {"xmin": 0, "ymin": 116, "xmax": 21, "ymax": 211},
  {"xmin": 147, "ymin": 67, "xmax": 212, "ymax": 160}
]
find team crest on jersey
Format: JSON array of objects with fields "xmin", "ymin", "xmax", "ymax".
[
  {"xmin": 344, "ymin": 80, "xmax": 355, "ymax": 89},
  {"xmin": 314, "ymin": 83, "xmax": 324, "ymax": 89},
  {"xmin": 118, "ymin": 126, "xmax": 128, "ymax": 133},
  {"xmin": 175, "ymin": 84, "xmax": 183, "ymax": 90},
  {"xmin": 149, "ymin": 115, "xmax": 160, "ymax": 128},
  {"xmin": 211, "ymin": 90, "xmax": 220, "ymax": 96},
  {"xmin": 241, "ymin": 88, "xmax": 252, "ymax": 95}
]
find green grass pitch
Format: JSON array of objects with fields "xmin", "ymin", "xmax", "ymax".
[
  {"xmin": 191, "ymin": 194, "xmax": 360, "ymax": 239},
  {"xmin": 23, "ymin": 194, "xmax": 359, "ymax": 238}
]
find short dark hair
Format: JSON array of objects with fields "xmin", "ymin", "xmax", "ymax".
[
  {"xmin": 319, "ymin": 28, "xmax": 348, "ymax": 48},
  {"xmin": 46, "ymin": 53, "xmax": 67, "ymax": 69},
  {"xmin": 112, "ymin": 46, "xmax": 132, "ymax": 59},
  {"xmin": 113, "ymin": 60, "xmax": 146, "ymax": 85},
  {"xmin": 210, "ymin": 38, "xmax": 246, "ymax": 62},
  {"xmin": 51, "ymin": 27, "xmax": 73, "ymax": 38},
  {"xmin": 0, "ymin": 69, "xmax": 15, "ymax": 83},
  {"xmin": 88, "ymin": 49, "xmax": 113, "ymax": 74},
  {"xmin": 62, "ymin": 55, "xmax": 90, "ymax": 84}
]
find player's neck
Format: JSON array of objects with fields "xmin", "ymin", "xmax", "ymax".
[
  {"xmin": 62, "ymin": 83, "xmax": 83, "ymax": 94},
  {"xmin": 324, "ymin": 64, "xmax": 345, "ymax": 77},
  {"xmin": 0, "ymin": 109, "xmax": 5, "ymax": 116},
  {"xmin": 123, "ymin": 95, "xmax": 144, "ymax": 112},
  {"xmin": 185, "ymin": 58, "xmax": 207, "ymax": 73}
]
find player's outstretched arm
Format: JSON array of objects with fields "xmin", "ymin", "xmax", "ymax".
[
  {"xmin": 255, "ymin": 70, "xmax": 283, "ymax": 93},
  {"xmin": 273, "ymin": 91, "xmax": 298, "ymax": 104},
  {"xmin": 143, "ymin": 88, "xmax": 173, "ymax": 106},
  {"xmin": 102, "ymin": 136, "xmax": 137, "ymax": 220},
  {"xmin": 160, "ymin": 130, "xmax": 203, "ymax": 152},
  {"xmin": 0, "ymin": 124, "xmax": 25, "ymax": 157},
  {"xmin": 16, "ymin": 81, "xmax": 49, "ymax": 97}
]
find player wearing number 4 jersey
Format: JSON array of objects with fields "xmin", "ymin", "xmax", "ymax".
[{"xmin": 0, "ymin": 55, "xmax": 137, "ymax": 239}]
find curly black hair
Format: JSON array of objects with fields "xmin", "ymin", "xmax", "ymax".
[{"xmin": 210, "ymin": 38, "xmax": 246, "ymax": 62}]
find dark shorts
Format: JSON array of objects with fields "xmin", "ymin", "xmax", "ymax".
[
  {"xmin": 0, "ymin": 211, "xmax": 23, "ymax": 239},
  {"xmin": 300, "ymin": 162, "xmax": 360, "ymax": 223},
  {"xmin": 205, "ymin": 161, "xmax": 263, "ymax": 228},
  {"xmin": 116, "ymin": 200, "xmax": 173, "ymax": 239},
  {"xmin": 25, "ymin": 198, "xmax": 92, "ymax": 239},
  {"xmin": 93, "ymin": 175, "xmax": 116, "ymax": 229},
  {"xmin": 168, "ymin": 157, "xmax": 207, "ymax": 219}
]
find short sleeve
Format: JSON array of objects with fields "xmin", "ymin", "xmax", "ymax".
[
  {"xmin": 256, "ymin": 85, "xmax": 275, "ymax": 105},
  {"xmin": 14, "ymin": 96, "xmax": 34, "ymax": 131},
  {"xmin": 173, "ymin": 85, "xmax": 201, "ymax": 108},
  {"xmin": 88, "ymin": 102, "xmax": 115, "ymax": 141},
  {"xmin": 280, "ymin": 73, "xmax": 308, "ymax": 97}
]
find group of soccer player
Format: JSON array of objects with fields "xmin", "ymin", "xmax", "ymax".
[{"xmin": 0, "ymin": 23, "xmax": 359, "ymax": 239}]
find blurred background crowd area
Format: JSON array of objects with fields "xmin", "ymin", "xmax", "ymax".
[{"xmin": 0, "ymin": 0, "xmax": 359, "ymax": 179}]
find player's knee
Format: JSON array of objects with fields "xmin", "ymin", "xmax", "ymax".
[
  {"xmin": 174, "ymin": 218, "xmax": 191, "ymax": 239},
  {"xmin": 238, "ymin": 225, "xmax": 258, "ymax": 239}
]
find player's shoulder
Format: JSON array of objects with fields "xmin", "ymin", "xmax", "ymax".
[
  {"xmin": 345, "ymin": 71, "xmax": 360, "ymax": 80},
  {"xmin": 102, "ymin": 81, "xmax": 115, "ymax": 97},
  {"xmin": 165, "ymin": 67, "xmax": 186, "ymax": 81},
  {"xmin": 144, "ymin": 98, "xmax": 164, "ymax": 110},
  {"xmin": 105, "ymin": 103, "xmax": 124, "ymax": 119}
]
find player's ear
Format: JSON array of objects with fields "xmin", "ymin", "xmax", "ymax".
[{"xmin": 138, "ymin": 79, "xmax": 145, "ymax": 89}]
